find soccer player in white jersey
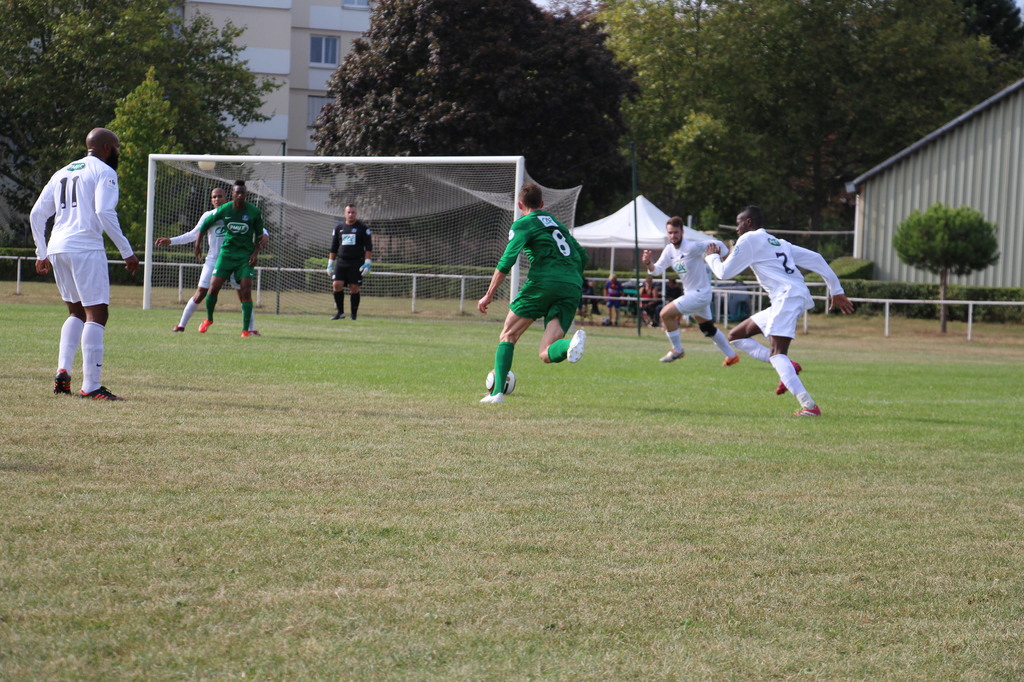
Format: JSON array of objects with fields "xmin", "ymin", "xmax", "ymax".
[
  {"xmin": 704, "ymin": 205, "xmax": 854, "ymax": 417},
  {"xmin": 30, "ymin": 128, "xmax": 139, "ymax": 400},
  {"xmin": 641, "ymin": 216, "xmax": 740, "ymax": 366},
  {"xmin": 155, "ymin": 187, "xmax": 269, "ymax": 333}
]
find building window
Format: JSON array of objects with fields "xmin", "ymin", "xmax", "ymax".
[
  {"xmin": 343, "ymin": 0, "xmax": 369, "ymax": 7},
  {"xmin": 310, "ymin": 35, "xmax": 339, "ymax": 66},
  {"xmin": 308, "ymin": 96, "xmax": 332, "ymax": 127}
]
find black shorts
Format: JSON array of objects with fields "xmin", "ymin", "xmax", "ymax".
[{"xmin": 332, "ymin": 262, "xmax": 363, "ymax": 286}]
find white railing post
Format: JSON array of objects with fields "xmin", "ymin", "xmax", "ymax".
[
  {"xmin": 411, "ymin": 274, "xmax": 418, "ymax": 313},
  {"xmin": 885, "ymin": 301, "xmax": 890, "ymax": 337}
]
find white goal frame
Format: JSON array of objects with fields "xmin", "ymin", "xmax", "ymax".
[{"xmin": 143, "ymin": 154, "xmax": 531, "ymax": 312}]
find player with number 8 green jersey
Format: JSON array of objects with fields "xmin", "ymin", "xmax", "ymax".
[{"xmin": 496, "ymin": 210, "xmax": 587, "ymax": 285}]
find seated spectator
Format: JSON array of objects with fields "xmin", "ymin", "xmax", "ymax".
[
  {"xmin": 663, "ymin": 277, "xmax": 685, "ymax": 326},
  {"xmin": 605, "ymin": 273, "xmax": 624, "ymax": 326},
  {"xmin": 639, "ymin": 275, "xmax": 660, "ymax": 327},
  {"xmin": 579, "ymin": 278, "xmax": 601, "ymax": 319}
]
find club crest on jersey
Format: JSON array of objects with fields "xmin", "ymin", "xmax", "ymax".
[
  {"xmin": 768, "ymin": 237, "xmax": 781, "ymax": 246},
  {"xmin": 539, "ymin": 215, "xmax": 557, "ymax": 227},
  {"xmin": 508, "ymin": 229, "xmax": 515, "ymax": 241}
]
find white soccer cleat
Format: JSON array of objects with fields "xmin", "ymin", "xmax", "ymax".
[
  {"xmin": 567, "ymin": 329, "xmax": 586, "ymax": 363},
  {"xmin": 659, "ymin": 348, "xmax": 685, "ymax": 363},
  {"xmin": 480, "ymin": 393, "xmax": 505, "ymax": 404}
]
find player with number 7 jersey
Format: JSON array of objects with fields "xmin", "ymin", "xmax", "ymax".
[{"xmin": 477, "ymin": 182, "xmax": 589, "ymax": 403}]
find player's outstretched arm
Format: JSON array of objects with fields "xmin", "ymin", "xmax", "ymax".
[{"xmin": 829, "ymin": 293, "xmax": 854, "ymax": 315}]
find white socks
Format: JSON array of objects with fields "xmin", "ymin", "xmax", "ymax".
[
  {"xmin": 770, "ymin": 354, "xmax": 814, "ymax": 408},
  {"xmin": 666, "ymin": 329, "xmax": 683, "ymax": 353},
  {"xmin": 58, "ymin": 316, "xmax": 84, "ymax": 372},
  {"xmin": 179, "ymin": 299, "xmax": 200, "ymax": 328},
  {"xmin": 712, "ymin": 329, "xmax": 736, "ymax": 359},
  {"xmin": 734, "ymin": 338, "xmax": 771, "ymax": 363},
  {"xmin": 81, "ymin": 321, "xmax": 105, "ymax": 394}
]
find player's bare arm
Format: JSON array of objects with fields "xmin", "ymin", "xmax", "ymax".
[
  {"xmin": 829, "ymin": 293, "xmax": 855, "ymax": 315},
  {"xmin": 477, "ymin": 269, "xmax": 508, "ymax": 314},
  {"xmin": 35, "ymin": 258, "xmax": 50, "ymax": 276},
  {"xmin": 155, "ymin": 237, "xmax": 171, "ymax": 247},
  {"xmin": 124, "ymin": 255, "xmax": 140, "ymax": 276},
  {"xmin": 641, "ymin": 249, "xmax": 653, "ymax": 269}
]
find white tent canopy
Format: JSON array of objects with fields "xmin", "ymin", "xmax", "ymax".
[{"xmin": 570, "ymin": 195, "xmax": 706, "ymax": 270}]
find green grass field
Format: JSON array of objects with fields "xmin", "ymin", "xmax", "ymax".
[{"xmin": 2, "ymin": 285, "xmax": 1023, "ymax": 679}]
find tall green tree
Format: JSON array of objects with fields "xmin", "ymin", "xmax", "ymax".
[
  {"xmin": 893, "ymin": 203, "xmax": 1000, "ymax": 333},
  {"xmin": 311, "ymin": 0, "xmax": 637, "ymax": 220},
  {"xmin": 600, "ymin": 0, "xmax": 1015, "ymax": 234},
  {"xmin": 0, "ymin": 0, "xmax": 275, "ymax": 241},
  {"xmin": 107, "ymin": 67, "xmax": 184, "ymax": 246},
  {"xmin": 958, "ymin": 0, "xmax": 1024, "ymax": 62}
]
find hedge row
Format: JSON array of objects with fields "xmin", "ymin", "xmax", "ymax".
[{"xmin": 837, "ymin": 280, "xmax": 1024, "ymax": 323}]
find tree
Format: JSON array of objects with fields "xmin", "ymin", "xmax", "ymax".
[
  {"xmin": 958, "ymin": 0, "xmax": 1024, "ymax": 62},
  {"xmin": 893, "ymin": 203, "xmax": 1000, "ymax": 333},
  {"xmin": 599, "ymin": 0, "xmax": 1016, "ymax": 233},
  {"xmin": 311, "ymin": 0, "xmax": 637, "ymax": 221},
  {"xmin": 107, "ymin": 67, "xmax": 184, "ymax": 246},
  {"xmin": 0, "ymin": 0, "xmax": 276, "ymax": 243}
]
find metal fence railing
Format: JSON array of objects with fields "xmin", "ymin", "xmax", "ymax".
[{"xmin": 4, "ymin": 255, "xmax": 1022, "ymax": 340}]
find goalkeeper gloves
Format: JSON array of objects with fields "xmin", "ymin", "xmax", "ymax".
[
  {"xmin": 326, "ymin": 259, "xmax": 335, "ymax": 274},
  {"xmin": 359, "ymin": 258, "xmax": 372, "ymax": 274}
]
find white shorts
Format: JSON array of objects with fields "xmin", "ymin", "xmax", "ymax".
[
  {"xmin": 671, "ymin": 289, "xmax": 713, "ymax": 320},
  {"xmin": 196, "ymin": 257, "xmax": 237, "ymax": 290},
  {"xmin": 749, "ymin": 295, "xmax": 811, "ymax": 339},
  {"xmin": 49, "ymin": 251, "xmax": 110, "ymax": 307},
  {"xmin": 198, "ymin": 257, "xmax": 216, "ymax": 290}
]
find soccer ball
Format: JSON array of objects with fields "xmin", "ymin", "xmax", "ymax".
[{"xmin": 485, "ymin": 369, "xmax": 516, "ymax": 395}]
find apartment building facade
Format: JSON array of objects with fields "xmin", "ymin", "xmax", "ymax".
[{"xmin": 184, "ymin": 0, "xmax": 371, "ymax": 156}]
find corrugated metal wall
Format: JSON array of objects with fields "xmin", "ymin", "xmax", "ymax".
[{"xmin": 857, "ymin": 89, "xmax": 1023, "ymax": 288}]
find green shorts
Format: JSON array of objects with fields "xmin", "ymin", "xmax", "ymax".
[
  {"xmin": 510, "ymin": 279, "xmax": 582, "ymax": 335},
  {"xmin": 213, "ymin": 252, "xmax": 255, "ymax": 282}
]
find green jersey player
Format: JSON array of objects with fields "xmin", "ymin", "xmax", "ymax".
[
  {"xmin": 477, "ymin": 182, "xmax": 589, "ymax": 404},
  {"xmin": 194, "ymin": 179, "xmax": 266, "ymax": 336}
]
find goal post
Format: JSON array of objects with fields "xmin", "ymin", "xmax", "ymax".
[{"xmin": 143, "ymin": 154, "xmax": 580, "ymax": 322}]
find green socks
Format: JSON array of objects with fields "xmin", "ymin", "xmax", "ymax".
[
  {"xmin": 205, "ymin": 293, "xmax": 218, "ymax": 321},
  {"xmin": 492, "ymin": 342, "xmax": 515, "ymax": 395},
  {"xmin": 242, "ymin": 301, "xmax": 253, "ymax": 330},
  {"xmin": 547, "ymin": 338, "xmax": 570, "ymax": 363}
]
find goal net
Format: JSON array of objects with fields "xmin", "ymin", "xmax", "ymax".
[{"xmin": 143, "ymin": 154, "xmax": 580, "ymax": 323}]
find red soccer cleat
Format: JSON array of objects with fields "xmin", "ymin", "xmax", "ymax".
[{"xmin": 198, "ymin": 319, "xmax": 213, "ymax": 333}]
